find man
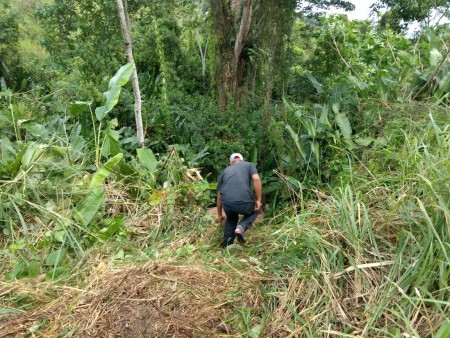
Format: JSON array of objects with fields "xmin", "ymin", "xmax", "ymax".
[{"xmin": 216, "ymin": 153, "xmax": 262, "ymax": 246}]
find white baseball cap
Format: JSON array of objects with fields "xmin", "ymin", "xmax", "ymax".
[{"xmin": 230, "ymin": 153, "xmax": 243, "ymax": 162}]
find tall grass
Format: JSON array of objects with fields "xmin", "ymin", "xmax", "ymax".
[{"xmin": 254, "ymin": 109, "xmax": 450, "ymax": 336}]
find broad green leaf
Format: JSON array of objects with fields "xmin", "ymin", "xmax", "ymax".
[
  {"xmin": 248, "ymin": 324, "xmax": 264, "ymax": 338},
  {"xmin": 188, "ymin": 146, "xmax": 210, "ymax": 166},
  {"xmin": 45, "ymin": 248, "xmax": 67, "ymax": 266},
  {"xmin": 303, "ymin": 119, "xmax": 316, "ymax": 137},
  {"xmin": 318, "ymin": 106, "xmax": 332, "ymax": 131},
  {"xmin": 137, "ymin": 148, "xmax": 158, "ymax": 171},
  {"xmin": 331, "ymin": 102, "xmax": 340, "ymax": 114},
  {"xmin": 115, "ymin": 249, "xmax": 125, "ymax": 260},
  {"xmin": 425, "ymin": 27, "xmax": 441, "ymax": 50},
  {"xmin": 53, "ymin": 230, "xmax": 66, "ymax": 242},
  {"xmin": 109, "ymin": 62, "xmax": 134, "ymax": 88},
  {"xmin": 0, "ymin": 110, "xmax": 12, "ymax": 124},
  {"xmin": 89, "ymin": 153, "xmax": 124, "ymax": 189},
  {"xmin": 69, "ymin": 101, "xmax": 91, "ymax": 117},
  {"xmin": 435, "ymin": 320, "xmax": 450, "ymax": 338},
  {"xmin": 21, "ymin": 142, "xmax": 41, "ymax": 168},
  {"xmin": 101, "ymin": 135, "xmax": 122, "ymax": 157},
  {"xmin": 75, "ymin": 188, "xmax": 105, "ymax": 226},
  {"xmin": 49, "ymin": 146, "xmax": 69, "ymax": 156},
  {"xmin": 26, "ymin": 261, "xmax": 40, "ymax": 278},
  {"xmin": 437, "ymin": 69, "xmax": 450, "ymax": 92},
  {"xmin": 282, "ymin": 96, "xmax": 297, "ymax": 113},
  {"xmin": 397, "ymin": 50, "xmax": 413, "ymax": 65},
  {"xmin": 373, "ymin": 137, "xmax": 387, "ymax": 147},
  {"xmin": 285, "ymin": 175, "xmax": 303, "ymax": 189},
  {"xmin": 306, "ymin": 72, "xmax": 323, "ymax": 94},
  {"xmin": 19, "ymin": 120, "xmax": 47, "ymax": 137},
  {"xmin": 430, "ymin": 48, "xmax": 442, "ymax": 68},
  {"xmin": 348, "ymin": 75, "xmax": 368, "ymax": 90},
  {"xmin": 355, "ymin": 137, "xmax": 375, "ymax": 146},
  {"xmin": 95, "ymin": 63, "xmax": 134, "ymax": 121},
  {"xmin": 149, "ymin": 191, "xmax": 164, "ymax": 206},
  {"xmin": 335, "ymin": 113, "xmax": 352, "ymax": 139},
  {"xmin": 99, "ymin": 216, "xmax": 125, "ymax": 240},
  {"xmin": 5, "ymin": 261, "xmax": 26, "ymax": 281},
  {"xmin": 0, "ymin": 137, "xmax": 16, "ymax": 164},
  {"xmin": 286, "ymin": 124, "xmax": 306, "ymax": 160}
]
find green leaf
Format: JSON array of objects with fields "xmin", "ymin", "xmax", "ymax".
[
  {"xmin": 436, "ymin": 321, "xmax": 450, "ymax": 338},
  {"xmin": 95, "ymin": 63, "xmax": 134, "ymax": 121},
  {"xmin": 6, "ymin": 144, "xmax": 28, "ymax": 176},
  {"xmin": 18, "ymin": 120, "xmax": 47, "ymax": 137},
  {"xmin": 21, "ymin": 142, "xmax": 42, "ymax": 168},
  {"xmin": 0, "ymin": 309, "xmax": 23, "ymax": 315},
  {"xmin": 148, "ymin": 190, "xmax": 164, "ymax": 206},
  {"xmin": 0, "ymin": 137, "xmax": 16, "ymax": 164},
  {"xmin": 26, "ymin": 261, "xmax": 40, "ymax": 278},
  {"xmin": 282, "ymin": 96, "xmax": 297, "ymax": 113},
  {"xmin": 354, "ymin": 137, "xmax": 375, "ymax": 146},
  {"xmin": 99, "ymin": 216, "xmax": 125, "ymax": 240},
  {"xmin": 89, "ymin": 153, "xmax": 124, "ymax": 189},
  {"xmin": 318, "ymin": 106, "xmax": 332, "ymax": 130},
  {"xmin": 5, "ymin": 261, "xmax": 26, "ymax": 280},
  {"xmin": 397, "ymin": 50, "xmax": 413, "ymax": 65},
  {"xmin": 311, "ymin": 141, "xmax": 320, "ymax": 164},
  {"xmin": 101, "ymin": 135, "xmax": 122, "ymax": 157},
  {"xmin": 373, "ymin": 137, "xmax": 387, "ymax": 147},
  {"xmin": 248, "ymin": 324, "xmax": 264, "ymax": 338},
  {"xmin": 53, "ymin": 230, "xmax": 66, "ymax": 242},
  {"xmin": 306, "ymin": 72, "xmax": 323, "ymax": 94},
  {"xmin": 75, "ymin": 188, "xmax": 105, "ymax": 226},
  {"xmin": 45, "ymin": 248, "xmax": 67, "ymax": 267},
  {"xmin": 285, "ymin": 175, "xmax": 303, "ymax": 189},
  {"xmin": 69, "ymin": 101, "xmax": 91, "ymax": 117},
  {"xmin": 137, "ymin": 148, "xmax": 158, "ymax": 171},
  {"xmin": 348, "ymin": 75, "xmax": 368, "ymax": 90},
  {"xmin": 109, "ymin": 62, "xmax": 134, "ymax": 87},
  {"xmin": 430, "ymin": 48, "xmax": 442, "ymax": 68},
  {"xmin": 285, "ymin": 124, "xmax": 306, "ymax": 160},
  {"xmin": 335, "ymin": 113, "xmax": 352, "ymax": 139},
  {"xmin": 49, "ymin": 146, "xmax": 69, "ymax": 156}
]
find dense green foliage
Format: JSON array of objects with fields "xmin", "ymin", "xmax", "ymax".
[{"xmin": 0, "ymin": 0, "xmax": 449, "ymax": 336}]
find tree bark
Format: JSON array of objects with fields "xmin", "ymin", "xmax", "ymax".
[
  {"xmin": 231, "ymin": 0, "xmax": 252, "ymax": 95},
  {"xmin": 115, "ymin": 0, "xmax": 145, "ymax": 147}
]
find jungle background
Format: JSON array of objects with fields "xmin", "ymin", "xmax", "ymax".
[{"xmin": 0, "ymin": 0, "xmax": 449, "ymax": 336}]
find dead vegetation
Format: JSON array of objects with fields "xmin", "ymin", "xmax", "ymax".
[{"xmin": 0, "ymin": 262, "xmax": 259, "ymax": 337}]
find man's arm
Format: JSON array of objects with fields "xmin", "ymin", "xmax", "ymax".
[
  {"xmin": 252, "ymin": 174, "xmax": 262, "ymax": 211},
  {"xmin": 216, "ymin": 191, "xmax": 225, "ymax": 223}
]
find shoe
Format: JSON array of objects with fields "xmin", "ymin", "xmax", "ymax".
[{"xmin": 235, "ymin": 225, "xmax": 246, "ymax": 243}]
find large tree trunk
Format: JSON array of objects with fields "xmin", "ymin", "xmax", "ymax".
[
  {"xmin": 211, "ymin": 0, "xmax": 253, "ymax": 111},
  {"xmin": 115, "ymin": 0, "xmax": 144, "ymax": 147},
  {"xmin": 231, "ymin": 0, "xmax": 252, "ymax": 95}
]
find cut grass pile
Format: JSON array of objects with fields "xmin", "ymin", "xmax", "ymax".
[{"xmin": 1, "ymin": 262, "xmax": 260, "ymax": 337}]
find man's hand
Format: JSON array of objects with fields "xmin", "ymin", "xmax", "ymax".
[
  {"xmin": 216, "ymin": 213, "xmax": 225, "ymax": 224},
  {"xmin": 254, "ymin": 200, "xmax": 261, "ymax": 211}
]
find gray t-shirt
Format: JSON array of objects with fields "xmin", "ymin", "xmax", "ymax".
[{"xmin": 217, "ymin": 161, "xmax": 258, "ymax": 205}]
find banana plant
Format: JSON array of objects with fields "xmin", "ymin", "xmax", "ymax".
[{"xmin": 68, "ymin": 62, "xmax": 134, "ymax": 167}]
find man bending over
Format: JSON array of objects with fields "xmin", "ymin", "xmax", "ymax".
[{"xmin": 216, "ymin": 153, "xmax": 262, "ymax": 247}]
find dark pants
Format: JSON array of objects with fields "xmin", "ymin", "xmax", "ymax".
[{"xmin": 222, "ymin": 201, "xmax": 259, "ymax": 246}]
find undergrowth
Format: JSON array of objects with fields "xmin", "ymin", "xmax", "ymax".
[{"xmin": 1, "ymin": 99, "xmax": 449, "ymax": 337}]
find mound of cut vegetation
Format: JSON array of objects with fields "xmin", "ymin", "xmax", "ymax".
[{"xmin": 1, "ymin": 262, "xmax": 260, "ymax": 337}]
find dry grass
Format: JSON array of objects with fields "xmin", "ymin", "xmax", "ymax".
[{"xmin": 0, "ymin": 262, "xmax": 260, "ymax": 337}]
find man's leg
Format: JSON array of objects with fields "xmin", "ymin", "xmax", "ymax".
[
  {"xmin": 237, "ymin": 202, "xmax": 259, "ymax": 232},
  {"xmin": 222, "ymin": 207, "xmax": 239, "ymax": 247}
]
